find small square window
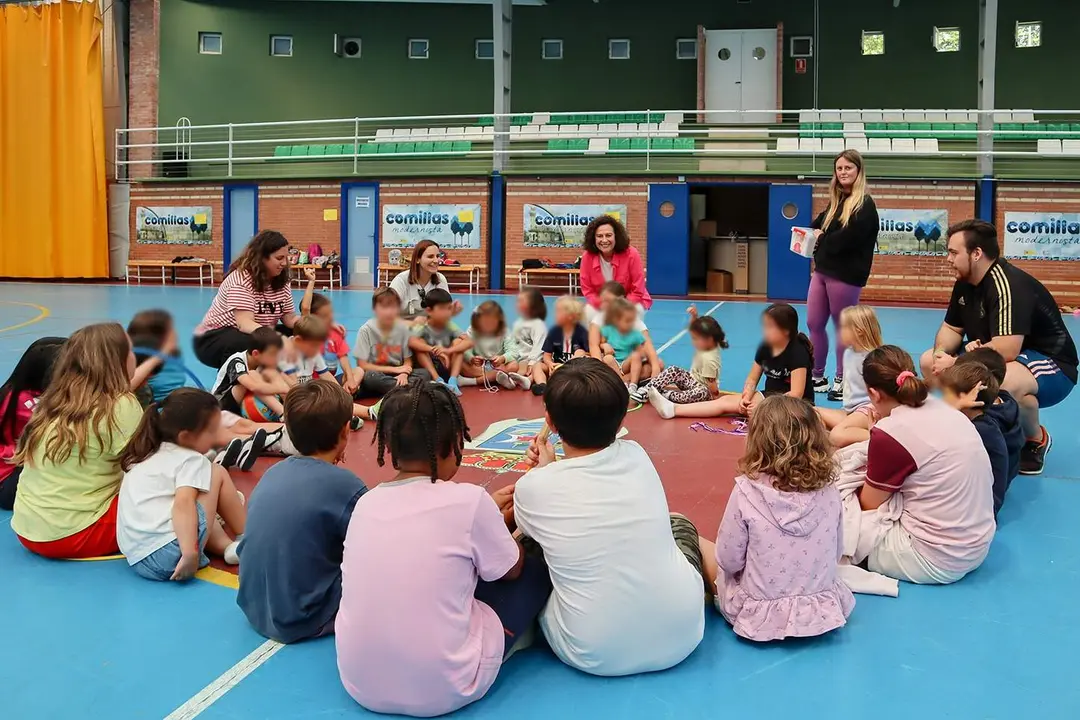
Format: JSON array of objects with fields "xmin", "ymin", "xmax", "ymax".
[
  {"xmin": 199, "ymin": 32, "xmax": 222, "ymax": 55},
  {"xmin": 608, "ymin": 39, "xmax": 630, "ymax": 60},
  {"xmin": 408, "ymin": 39, "xmax": 430, "ymax": 59},
  {"xmin": 933, "ymin": 27, "xmax": 960, "ymax": 52},
  {"xmin": 475, "ymin": 39, "xmax": 494, "ymax": 60},
  {"xmin": 270, "ymin": 35, "xmax": 292, "ymax": 57},
  {"xmin": 675, "ymin": 38, "xmax": 698, "ymax": 60},
  {"xmin": 542, "ymin": 39, "xmax": 563, "ymax": 60},
  {"xmin": 1016, "ymin": 21, "xmax": 1041, "ymax": 48},
  {"xmin": 861, "ymin": 30, "xmax": 884, "ymax": 56}
]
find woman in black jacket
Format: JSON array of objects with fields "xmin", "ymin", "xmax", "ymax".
[{"xmin": 808, "ymin": 149, "xmax": 879, "ymax": 399}]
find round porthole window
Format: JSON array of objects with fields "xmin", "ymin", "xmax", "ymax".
[
  {"xmin": 659, "ymin": 201, "xmax": 676, "ymax": 218},
  {"xmin": 752, "ymin": 47, "xmax": 767, "ymax": 60},
  {"xmin": 718, "ymin": 48, "xmax": 731, "ymax": 61},
  {"xmin": 781, "ymin": 202, "xmax": 799, "ymax": 220}
]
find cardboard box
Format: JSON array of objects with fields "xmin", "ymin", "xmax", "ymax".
[
  {"xmin": 706, "ymin": 269, "xmax": 733, "ymax": 294},
  {"xmin": 734, "ymin": 239, "xmax": 749, "ymax": 294},
  {"xmin": 790, "ymin": 226, "xmax": 817, "ymax": 258},
  {"xmin": 697, "ymin": 219, "xmax": 718, "ymax": 238}
]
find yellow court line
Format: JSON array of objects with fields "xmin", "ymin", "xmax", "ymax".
[
  {"xmin": 0, "ymin": 301, "xmax": 50, "ymax": 334},
  {"xmin": 66, "ymin": 554, "xmax": 125, "ymax": 562},
  {"xmin": 196, "ymin": 566, "xmax": 240, "ymax": 590}
]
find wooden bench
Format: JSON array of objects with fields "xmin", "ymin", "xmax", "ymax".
[
  {"xmin": 514, "ymin": 266, "xmax": 580, "ymax": 295},
  {"xmin": 290, "ymin": 263, "xmax": 342, "ymax": 289},
  {"xmin": 126, "ymin": 260, "xmax": 218, "ymax": 286},
  {"xmin": 378, "ymin": 263, "xmax": 485, "ymax": 295}
]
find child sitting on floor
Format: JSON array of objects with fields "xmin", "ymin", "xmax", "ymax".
[
  {"xmin": 513, "ymin": 358, "xmax": 708, "ymax": 677},
  {"xmin": 588, "ymin": 281, "xmax": 658, "ymax": 381},
  {"xmin": 647, "ymin": 305, "xmax": 727, "ymax": 406},
  {"xmin": 715, "ymin": 394, "xmax": 854, "ymax": 641},
  {"xmin": 336, "ymin": 379, "xmax": 550, "ymax": 717},
  {"xmin": 282, "ymin": 315, "xmax": 371, "ymax": 426},
  {"xmin": 816, "ymin": 305, "xmax": 883, "ymax": 447},
  {"xmin": 237, "ymin": 380, "xmax": 367, "ymax": 643},
  {"xmin": 353, "ymin": 287, "xmax": 430, "ymax": 397},
  {"xmin": 117, "ymin": 389, "xmax": 246, "ymax": 581},
  {"xmin": 954, "ymin": 347, "xmax": 1023, "ymax": 503},
  {"xmin": 300, "ymin": 271, "xmax": 363, "ymax": 394},
  {"xmin": 600, "ymin": 297, "xmax": 648, "ymax": 400},
  {"xmin": 651, "ymin": 303, "xmax": 814, "ymax": 420},
  {"xmin": 940, "ymin": 362, "xmax": 1011, "ymax": 517},
  {"xmin": 510, "ymin": 289, "xmax": 548, "ymax": 392},
  {"xmin": 460, "ymin": 301, "xmax": 524, "ymax": 391},
  {"xmin": 128, "ymin": 310, "xmax": 185, "ymax": 406},
  {"xmin": 534, "ymin": 296, "xmax": 589, "ymax": 396},
  {"xmin": 408, "ymin": 288, "xmax": 471, "ymax": 396},
  {"xmin": 0, "ymin": 337, "xmax": 66, "ymax": 511}
]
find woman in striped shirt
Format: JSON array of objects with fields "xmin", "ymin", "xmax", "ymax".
[{"xmin": 193, "ymin": 230, "xmax": 298, "ymax": 368}]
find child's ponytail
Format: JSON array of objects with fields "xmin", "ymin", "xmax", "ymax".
[
  {"xmin": 863, "ymin": 345, "xmax": 928, "ymax": 408},
  {"xmin": 118, "ymin": 388, "xmax": 220, "ymax": 471},
  {"xmin": 763, "ymin": 303, "xmax": 813, "ymax": 361},
  {"xmin": 796, "ymin": 332, "xmax": 815, "ymax": 365}
]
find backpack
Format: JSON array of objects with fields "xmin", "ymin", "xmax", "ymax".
[{"xmin": 307, "ymin": 243, "xmax": 324, "ymax": 260}]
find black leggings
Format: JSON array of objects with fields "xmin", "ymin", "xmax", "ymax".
[
  {"xmin": 193, "ymin": 324, "xmax": 293, "ymax": 369},
  {"xmin": 0, "ymin": 466, "xmax": 22, "ymax": 511},
  {"xmin": 473, "ymin": 545, "xmax": 551, "ymax": 658}
]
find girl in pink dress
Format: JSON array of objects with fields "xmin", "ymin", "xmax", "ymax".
[{"xmin": 714, "ymin": 394, "xmax": 855, "ymax": 641}]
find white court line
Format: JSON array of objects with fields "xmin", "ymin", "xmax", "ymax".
[
  {"xmin": 163, "ymin": 639, "xmax": 284, "ymax": 720},
  {"xmin": 655, "ymin": 301, "xmax": 724, "ymax": 355}
]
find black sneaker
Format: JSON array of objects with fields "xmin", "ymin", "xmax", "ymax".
[
  {"xmin": 215, "ymin": 438, "xmax": 244, "ymax": 470},
  {"xmin": 812, "ymin": 376, "xmax": 830, "ymax": 394},
  {"xmin": 237, "ymin": 429, "xmax": 269, "ymax": 472},
  {"xmin": 827, "ymin": 378, "xmax": 844, "ymax": 402},
  {"xmin": 1019, "ymin": 427, "xmax": 1052, "ymax": 475},
  {"xmin": 349, "ymin": 416, "xmax": 364, "ymax": 431},
  {"xmin": 531, "ymin": 383, "xmax": 547, "ymax": 396}
]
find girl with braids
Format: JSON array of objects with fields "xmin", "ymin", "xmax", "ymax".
[
  {"xmin": 117, "ymin": 389, "xmax": 246, "ymax": 581},
  {"xmin": 337, "ymin": 380, "xmax": 551, "ymax": 718}
]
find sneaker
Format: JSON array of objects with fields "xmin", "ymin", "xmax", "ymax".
[
  {"xmin": 215, "ymin": 438, "xmax": 244, "ymax": 470},
  {"xmin": 648, "ymin": 386, "xmax": 676, "ymax": 419},
  {"xmin": 509, "ymin": 372, "xmax": 532, "ymax": 390},
  {"xmin": 236, "ymin": 429, "xmax": 269, "ymax": 472},
  {"xmin": 629, "ymin": 386, "xmax": 649, "ymax": 404},
  {"xmin": 369, "ymin": 399, "xmax": 382, "ymax": 422},
  {"xmin": 495, "ymin": 371, "xmax": 517, "ymax": 390},
  {"xmin": 531, "ymin": 383, "xmax": 547, "ymax": 396},
  {"xmin": 812, "ymin": 376, "xmax": 830, "ymax": 394},
  {"xmin": 827, "ymin": 377, "xmax": 844, "ymax": 402},
  {"xmin": 447, "ymin": 377, "xmax": 462, "ymax": 397},
  {"xmin": 349, "ymin": 416, "xmax": 364, "ymax": 431},
  {"xmin": 223, "ymin": 540, "xmax": 241, "ymax": 566},
  {"xmin": 1019, "ymin": 427, "xmax": 1052, "ymax": 475}
]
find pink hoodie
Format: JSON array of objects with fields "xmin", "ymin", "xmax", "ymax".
[{"xmin": 714, "ymin": 474, "xmax": 855, "ymax": 641}]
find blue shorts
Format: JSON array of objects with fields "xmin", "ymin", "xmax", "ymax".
[
  {"xmin": 131, "ymin": 504, "xmax": 210, "ymax": 582},
  {"xmin": 1017, "ymin": 350, "xmax": 1076, "ymax": 409}
]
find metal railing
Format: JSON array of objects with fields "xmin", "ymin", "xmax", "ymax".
[{"xmin": 115, "ymin": 108, "xmax": 1080, "ymax": 182}]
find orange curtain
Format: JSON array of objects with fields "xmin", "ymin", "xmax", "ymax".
[{"xmin": 0, "ymin": 1, "xmax": 107, "ymax": 278}]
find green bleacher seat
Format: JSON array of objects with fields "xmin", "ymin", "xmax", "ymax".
[
  {"xmin": 674, "ymin": 138, "xmax": 694, "ymax": 151},
  {"xmin": 290, "ymin": 145, "xmax": 310, "ymax": 156},
  {"xmin": 546, "ymin": 139, "xmax": 566, "ymax": 153},
  {"xmin": 569, "ymin": 139, "xmax": 589, "ymax": 151},
  {"xmin": 652, "ymin": 138, "xmax": 675, "ymax": 150},
  {"xmin": 377, "ymin": 143, "xmax": 397, "ymax": 154},
  {"xmin": 415, "ymin": 141, "xmax": 434, "ymax": 153},
  {"xmin": 628, "ymin": 138, "xmax": 647, "ymax": 151},
  {"xmin": 583, "ymin": 114, "xmax": 602, "ymax": 124},
  {"xmin": 273, "ymin": 146, "xmax": 290, "ymax": 157},
  {"xmin": 322, "ymin": 144, "xmax": 342, "ymax": 156},
  {"xmin": 908, "ymin": 122, "xmax": 932, "ymax": 138},
  {"xmin": 1071, "ymin": 123, "xmax": 1080, "ymax": 137},
  {"xmin": 451, "ymin": 141, "xmax": 471, "ymax": 152},
  {"xmin": 477, "ymin": 116, "xmax": 494, "ymax": 126},
  {"xmin": 359, "ymin": 143, "xmax": 379, "ymax": 155},
  {"xmin": 396, "ymin": 142, "xmax": 416, "ymax": 154},
  {"xmin": 551, "ymin": 113, "xmax": 572, "ymax": 124},
  {"xmin": 308, "ymin": 145, "xmax": 327, "ymax": 156},
  {"xmin": 864, "ymin": 122, "xmax": 887, "ymax": 138},
  {"xmin": 569, "ymin": 114, "xmax": 588, "ymax": 124},
  {"xmin": 1023, "ymin": 123, "xmax": 1042, "ymax": 140},
  {"xmin": 610, "ymin": 138, "xmax": 631, "ymax": 151},
  {"xmin": 886, "ymin": 122, "xmax": 909, "ymax": 138},
  {"xmin": 1046, "ymin": 123, "xmax": 1070, "ymax": 139},
  {"xmin": 800, "ymin": 122, "xmax": 819, "ymax": 138},
  {"xmin": 996, "ymin": 123, "xmax": 1022, "ymax": 139},
  {"xmin": 931, "ymin": 123, "xmax": 954, "ymax": 138},
  {"xmin": 433, "ymin": 141, "xmax": 453, "ymax": 153},
  {"xmin": 648, "ymin": 112, "xmax": 664, "ymax": 123},
  {"xmin": 819, "ymin": 122, "xmax": 843, "ymax": 138},
  {"xmin": 955, "ymin": 123, "xmax": 977, "ymax": 140},
  {"xmin": 512, "ymin": 114, "xmax": 532, "ymax": 126}
]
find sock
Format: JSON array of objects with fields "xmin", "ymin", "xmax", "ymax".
[
  {"xmin": 223, "ymin": 540, "xmax": 241, "ymax": 565},
  {"xmin": 495, "ymin": 371, "xmax": 516, "ymax": 390},
  {"xmin": 648, "ymin": 385, "xmax": 676, "ymax": 419},
  {"xmin": 458, "ymin": 376, "xmax": 478, "ymax": 386},
  {"xmin": 509, "ymin": 372, "xmax": 532, "ymax": 390}
]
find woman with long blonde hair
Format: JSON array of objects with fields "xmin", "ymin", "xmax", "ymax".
[
  {"xmin": 11, "ymin": 323, "xmax": 144, "ymax": 559},
  {"xmin": 807, "ymin": 149, "xmax": 879, "ymax": 400}
]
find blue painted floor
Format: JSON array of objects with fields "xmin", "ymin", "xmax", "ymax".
[{"xmin": 2, "ymin": 282, "xmax": 1079, "ymax": 719}]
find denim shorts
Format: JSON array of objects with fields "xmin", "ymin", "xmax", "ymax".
[{"xmin": 131, "ymin": 504, "xmax": 210, "ymax": 581}]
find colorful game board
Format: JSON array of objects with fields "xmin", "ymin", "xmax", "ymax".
[{"xmin": 466, "ymin": 416, "xmax": 628, "ymax": 458}]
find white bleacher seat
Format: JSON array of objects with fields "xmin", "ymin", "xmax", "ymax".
[
  {"xmin": 844, "ymin": 133, "xmax": 867, "ymax": 143},
  {"xmin": 508, "ymin": 126, "xmax": 521, "ymax": 137},
  {"xmin": 464, "ymin": 126, "xmax": 484, "ymax": 139},
  {"xmin": 993, "ymin": 111, "xmax": 1014, "ymax": 123},
  {"xmin": 1062, "ymin": 140, "xmax": 1080, "ymax": 156},
  {"xmin": 664, "ymin": 111, "xmax": 683, "ymax": 124},
  {"xmin": 946, "ymin": 111, "xmax": 969, "ymax": 123},
  {"xmin": 861, "ymin": 110, "xmax": 884, "ymax": 123},
  {"xmin": 531, "ymin": 112, "xmax": 550, "ymax": 126},
  {"xmin": 867, "ymin": 138, "xmax": 892, "ymax": 153},
  {"xmin": 618, "ymin": 122, "xmax": 639, "ymax": 137},
  {"xmin": 882, "ymin": 109, "xmax": 905, "ymax": 123},
  {"xmin": 903, "ymin": 110, "xmax": 926, "ymax": 122},
  {"xmin": 586, "ymin": 138, "xmax": 609, "ymax": 155},
  {"xmin": 519, "ymin": 125, "xmax": 540, "ymax": 139},
  {"xmin": 444, "ymin": 127, "xmax": 465, "ymax": 141},
  {"xmin": 924, "ymin": 110, "xmax": 947, "ymax": 122},
  {"xmin": 799, "ymin": 138, "xmax": 822, "ymax": 152},
  {"xmin": 392, "ymin": 128, "xmax": 411, "ymax": 139},
  {"xmin": 915, "ymin": 138, "xmax": 939, "ymax": 154},
  {"xmin": 577, "ymin": 124, "xmax": 598, "ymax": 136},
  {"xmin": 799, "ymin": 110, "xmax": 820, "ymax": 124},
  {"xmin": 819, "ymin": 110, "xmax": 841, "ymax": 123},
  {"xmin": 598, "ymin": 123, "xmax": 619, "ymax": 136},
  {"xmin": 892, "ymin": 138, "xmax": 916, "ymax": 153},
  {"xmin": 1037, "ymin": 139, "xmax": 1063, "ymax": 155},
  {"xmin": 427, "ymin": 127, "xmax": 446, "ymax": 138},
  {"xmin": 822, "ymin": 137, "xmax": 844, "ymax": 153},
  {"xmin": 536, "ymin": 124, "xmax": 556, "ymax": 140},
  {"xmin": 847, "ymin": 138, "xmax": 869, "ymax": 153},
  {"xmin": 480, "ymin": 127, "xmax": 495, "ymax": 141},
  {"xmin": 1014, "ymin": 109, "xmax": 1036, "ymax": 124},
  {"xmin": 410, "ymin": 128, "xmax": 431, "ymax": 139},
  {"xmin": 374, "ymin": 128, "xmax": 394, "ymax": 142},
  {"xmin": 776, "ymin": 137, "xmax": 800, "ymax": 153},
  {"xmin": 658, "ymin": 122, "xmax": 679, "ymax": 137},
  {"xmin": 843, "ymin": 122, "xmax": 864, "ymax": 134},
  {"xmin": 554, "ymin": 124, "xmax": 578, "ymax": 137},
  {"xmin": 840, "ymin": 110, "xmax": 861, "ymax": 122}
]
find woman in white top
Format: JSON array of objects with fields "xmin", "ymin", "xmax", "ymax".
[{"xmin": 388, "ymin": 240, "xmax": 463, "ymax": 319}]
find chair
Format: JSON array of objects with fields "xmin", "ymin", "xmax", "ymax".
[
  {"xmin": 776, "ymin": 137, "xmax": 800, "ymax": 153},
  {"xmin": 1013, "ymin": 109, "xmax": 1036, "ymax": 124},
  {"xmin": 799, "ymin": 138, "xmax": 822, "ymax": 152},
  {"xmin": 861, "ymin": 109, "xmax": 884, "ymax": 123},
  {"xmin": 674, "ymin": 137, "xmax": 695, "ymax": 151},
  {"xmin": 847, "ymin": 138, "xmax": 869, "ymax": 153},
  {"xmin": 1037, "ymin": 139, "xmax": 1063, "ymax": 155},
  {"xmin": 618, "ymin": 122, "xmax": 640, "ymax": 137},
  {"xmin": 586, "ymin": 138, "xmax": 610, "ymax": 155},
  {"xmin": 822, "ymin": 137, "xmax": 844, "ymax": 153},
  {"xmin": 531, "ymin": 112, "xmax": 550, "ymax": 126},
  {"xmin": 444, "ymin": 127, "xmax": 466, "ymax": 142},
  {"xmin": 392, "ymin": 128, "xmax": 411, "ymax": 139},
  {"xmin": 819, "ymin": 110, "xmax": 841, "ymax": 123},
  {"xmin": 945, "ymin": 111, "xmax": 969, "ymax": 123},
  {"xmin": 840, "ymin": 110, "xmax": 861, "ymax": 122},
  {"xmin": 882, "ymin": 109, "xmax": 905, "ymax": 123},
  {"xmin": 867, "ymin": 138, "xmax": 892, "ymax": 153},
  {"xmin": 892, "ymin": 138, "xmax": 916, "ymax": 153},
  {"xmin": 798, "ymin": 110, "xmax": 820, "ymax": 124},
  {"xmin": 915, "ymin": 138, "xmax": 939, "ymax": 154},
  {"xmin": 598, "ymin": 123, "xmax": 619, "ymax": 136},
  {"xmin": 374, "ymin": 128, "xmax": 394, "ymax": 142},
  {"xmin": 843, "ymin": 122, "xmax": 864, "ymax": 134},
  {"xmin": 1062, "ymin": 139, "xmax": 1080, "ymax": 156},
  {"xmin": 610, "ymin": 138, "xmax": 632, "ymax": 151},
  {"xmin": 924, "ymin": 109, "xmax": 947, "ymax": 122},
  {"xmin": 903, "ymin": 110, "xmax": 926, "ymax": 122}
]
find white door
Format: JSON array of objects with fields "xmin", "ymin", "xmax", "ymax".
[{"xmin": 704, "ymin": 28, "xmax": 778, "ymax": 124}]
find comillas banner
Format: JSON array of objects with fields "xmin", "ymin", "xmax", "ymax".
[
  {"xmin": 1004, "ymin": 213, "xmax": 1080, "ymax": 260},
  {"xmin": 135, "ymin": 206, "xmax": 212, "ymax": 245},
  {"xmin": 382, "ymin": 205, "xmax": 481, "ymax": 249},
  {"xmin": 874, "ymin": 209, "xmax": 949, "ymax": 255},
  {"xmin": 523, "ymin": 204, "xmax": 628, "ymax": 248}
]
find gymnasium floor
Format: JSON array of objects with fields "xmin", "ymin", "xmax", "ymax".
[{"xmin": 2, "ymin": 282, "xmax": 1079, "ymax": 720}]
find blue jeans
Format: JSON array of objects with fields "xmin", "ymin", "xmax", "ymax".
[{"xmin": 131, "ymin": 504, "xmax": 210, "ymax": 581}]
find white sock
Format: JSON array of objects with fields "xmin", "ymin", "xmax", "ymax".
[
  {"xmin": 458, "ymin": 376, "xmax": 478, "ymax": 386},
  {"xmin": 495, "ymin": 371, "xmax": 516, "ymax": 390},
  {"xmin": 648, "ymin": 386, "xmax": 676, "ymax": 419},
  {"xmin": 509, "ymin": 372, "xmax": 532, "ymax": 390},
  {"xmin": 223, "ymin": 540, "xmax": 241, "ymax": 565}
]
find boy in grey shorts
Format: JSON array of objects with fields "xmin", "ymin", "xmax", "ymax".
[{"xmin": 353, "ymin": 288, "xmax": 430, "ymax": 397}]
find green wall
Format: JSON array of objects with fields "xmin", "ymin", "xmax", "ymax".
[{"xmin": 157, "ymin": 0, "xmax": 1078, "ymax": 128}]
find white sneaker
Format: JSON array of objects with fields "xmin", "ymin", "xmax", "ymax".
[
  {"xmin": 495, "ymin": 371, "xmax": 517, "ymax": 390},
  {"xmin": 648, "ymin": 386, "xmax": 676, "ymax": 419},
  {"xmin": 509, "ymin": 372, "xmax": 532, "ymax": 390},
  {"xmin": 223, "ymin": 540, "xmax": 241, "ymax": 565}
]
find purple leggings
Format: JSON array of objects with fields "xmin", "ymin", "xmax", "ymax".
[{"xmin": 806, "ymin": 272, "xmax": 862, "ymax": 380}]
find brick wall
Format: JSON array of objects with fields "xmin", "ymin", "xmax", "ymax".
[
  {"xmin": 259, "ymin": 183, "xmax": 341, "ymax": 253},
  {"xmin": 129, "ymin": 184, "xmax": 223, "ymax": 262},
  {"xmin": 504, "ymin": 178, "xmax": 650, "ymax": 289},
  {"xmin": 812, "ymin": 180, "xmax": 976, "ymax": 304},
  {"xmin": 996, "ymin": 183, "xmax": 1080, "ymax": 306},
  {"xmin": 127, "ymin": 0, "xmax": 159, "ymax": 180}
]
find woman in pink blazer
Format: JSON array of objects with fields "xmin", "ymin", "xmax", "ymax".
[{"xmin": 579, "ymin": 215, "xmax": 652, "ymax": 314}]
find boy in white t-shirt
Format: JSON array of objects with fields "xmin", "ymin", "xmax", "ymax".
[
  {"xmin": 513, "ymin": 357, "xmax": 710, "ymax": 677},
  {"xmin": 284, "ymin": 316, "xmax": 376, "ymax": 426}
]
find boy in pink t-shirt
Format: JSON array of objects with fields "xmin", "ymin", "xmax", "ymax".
[{"xmin": 336, "ymin": 380, "xmax": 551, "ymax": 717}]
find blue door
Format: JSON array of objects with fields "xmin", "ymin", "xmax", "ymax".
[
  {"xmin": 343, "ymin": 184, "xmax": 378, "ymax": 287},
  {"xmin": 224, "ymin": 186, "xmax": 257, "ymax": 266},
  {"xmin": 645, "ymin": 183, "xmax": 690, "ymax": 296},
  {"xmin": 767, "ymin": 184, "xmax": 814, "ymax": 301}
]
